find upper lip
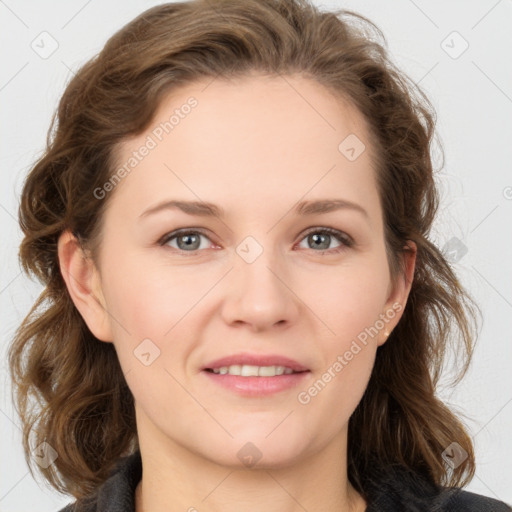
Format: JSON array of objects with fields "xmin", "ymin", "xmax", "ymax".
[{"xmin": 202, "ymin": 353, "xmax": 309, "ymax": 372}]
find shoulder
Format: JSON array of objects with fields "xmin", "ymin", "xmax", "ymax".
[
  {"xmin": 56, "ymin": 505, "xmax": 74, "ymax": 512},
  {"xmin": 363, "ymin": 462, "xmax": 511, "ymax": 512},
  {"xmin": 441, "ymin": 488, "xmax": 512, "ymax": 511},
  {"xmin": 55, "ymin": 450, "xmax": 142, "ymax": 512}
]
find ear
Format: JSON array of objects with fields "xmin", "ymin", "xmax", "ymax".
[
  {"xmin": 57, "ymin": 230, "xmax": 113, "ymax": 342},
  {"xmin": 378, "ymin": 240, "xmax": 417, "ymax": 346}
]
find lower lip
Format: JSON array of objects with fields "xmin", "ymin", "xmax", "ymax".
[{"xmin": 201, "ymin": 370, "xmax": 310, "ymax": 396}]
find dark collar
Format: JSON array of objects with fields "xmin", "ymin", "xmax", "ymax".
[{"xmin": 64, "ymin": 450, "xmax": 511, "ymax": 512}]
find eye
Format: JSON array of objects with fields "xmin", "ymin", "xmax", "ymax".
[
  {"xmin": 158, "ymin": 227, "xmax": 354, "ymax": 255},
  {"xmin": 296, "ymin": 227, "xmax": 354, "ymax": 254},
  {"xmin": 159, "ymin": 229, "xmax": 213, "ymax": 252}
]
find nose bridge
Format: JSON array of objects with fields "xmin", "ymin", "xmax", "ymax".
[{"xmin": 222, "ymin": 234, "xmax": 298, "ymax": 330}]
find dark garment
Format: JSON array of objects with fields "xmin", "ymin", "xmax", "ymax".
[{"xmin": 58, "ymin": 450, "xmax": 512, "ymax": 512}]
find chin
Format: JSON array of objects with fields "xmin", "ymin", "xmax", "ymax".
[{"xmin": 190, "ymin": 429, "xmax": 312, "ymax": 470}]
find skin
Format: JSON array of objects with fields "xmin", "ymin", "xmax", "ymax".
[{"xmin": 58, "ymin": 73, "xmax": 416, "ymax": 512}]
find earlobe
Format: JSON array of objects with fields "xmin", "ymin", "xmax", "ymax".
[
  {"xmin": 379, "ymin": 241, "xmax": 417, "ymax": 346},
  {"xmin": 57, "ymin": 230, "xmax": 113, "ymax": 342}
]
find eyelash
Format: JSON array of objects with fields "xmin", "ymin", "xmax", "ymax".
[{"xmin": 157, "ymin": 227, "xmax": 354, "ymax": 256}]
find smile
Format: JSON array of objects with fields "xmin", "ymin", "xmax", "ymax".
[{"xmin": 206, "ymin": 364, "xmax": 298, "ymax": 377}]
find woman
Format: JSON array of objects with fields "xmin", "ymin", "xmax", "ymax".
[{"xmin": 8, "ymin": 0, "xmax": 511, "ymax": 510}]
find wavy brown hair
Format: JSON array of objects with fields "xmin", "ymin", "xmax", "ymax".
[{"xmin": 9, "ymin": 0, "xmax": 481, "ymax": 504}]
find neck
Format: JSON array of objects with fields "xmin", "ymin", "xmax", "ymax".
[{"xmin": 134, "ymin": 412, "xmax": 366, "ymax": 512}]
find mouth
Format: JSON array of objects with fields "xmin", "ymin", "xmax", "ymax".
[
  {"xmin": 204, "ymin": 364, "xmax": 307, "ymax": 377},
  {"xmin": 201, "ymin": 353, "xmax": 310, "ymax": 396}
]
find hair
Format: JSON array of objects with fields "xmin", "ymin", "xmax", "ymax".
[{"xmin": 9, "ymin": 0, "xmax": 481, "ymax": 505}]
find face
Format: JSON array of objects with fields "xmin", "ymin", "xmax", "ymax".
[{"xmin": 66, "ymin": 73, "xmax": 414, "ymax": 469}]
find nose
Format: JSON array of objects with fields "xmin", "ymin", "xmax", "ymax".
[{"xmin": 220, "ymin": 246, "xmax": 300, "ymax": 332}]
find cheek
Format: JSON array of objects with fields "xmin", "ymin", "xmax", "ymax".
[
  {"xmin": 99, "ymin": 254, "xmax": 219, "ymax": 387},
  {"xmin": 100, "ymin": 257, "xmax": 200, "ymax": 417},
  {"xmin": 294, "ymin": 253, "xmax": 389, "ymax": 400},
  {"xmin": 101, "ymin": 252, "xmax": 209, "ymax": 339},
  {"xmin": 298, "ymin": 256, "xmax": 391, "ymax": 340},
  {"xmin": 296, "ymin": 305, "xmax": 380, "ymax": 436},
  {"xmin": 304, "ymin": 346, "xmax": 376, "ymax": 442}
]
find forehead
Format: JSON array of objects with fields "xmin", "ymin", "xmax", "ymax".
[{"xmin": 109, "ymin": 73, "xmax": 381, "ymax": 224}]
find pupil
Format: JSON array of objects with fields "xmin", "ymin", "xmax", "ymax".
[
  {"xmin": 179, "ymin": 234, "xmax": 199, "ymax": 250},
  {"xmin": 311, "ymin": 233, "xmax": 328, "ymax": 250}
]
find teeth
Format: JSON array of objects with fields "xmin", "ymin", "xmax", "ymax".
[
  {"xmin": 241, "ymin": 365, "xmax": 259, "ymax": 376},
  {"xmin": 211, "ymin": 364, "xmax": 297, "ymax": 376}
]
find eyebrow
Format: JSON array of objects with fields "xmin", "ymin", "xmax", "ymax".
[{"xmin": 139, "ymin": 198, "xmax": 369, "ymax": 220}]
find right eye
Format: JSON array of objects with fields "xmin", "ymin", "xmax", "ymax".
[{"xmin": 158, "ymin": 229, "xmax": 214, "ymax": 253}]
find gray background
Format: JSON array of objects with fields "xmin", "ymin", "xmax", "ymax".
[{"xmin": 1, "ymin": 0, "xmax": 511, "ymax": 510}]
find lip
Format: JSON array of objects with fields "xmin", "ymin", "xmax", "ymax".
[
  {"xmin": 202, "ymin": 371, "xmax": 309, "ymax": 396},
  {"xmin": 202, "ymin": 352, "xmax": 309, "ymax": 372},
  {"xmin": 201, "ymin": 352, "xmax": 310, "ymax": 397}
]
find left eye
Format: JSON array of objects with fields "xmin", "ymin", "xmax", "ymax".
[
  {"xmin": 297, "ymin": 228, "xmax": 353, "ymax": 253},
  {"xmin": 159, "ymin": 228, "xmax": 353, "ymax": 254}
]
